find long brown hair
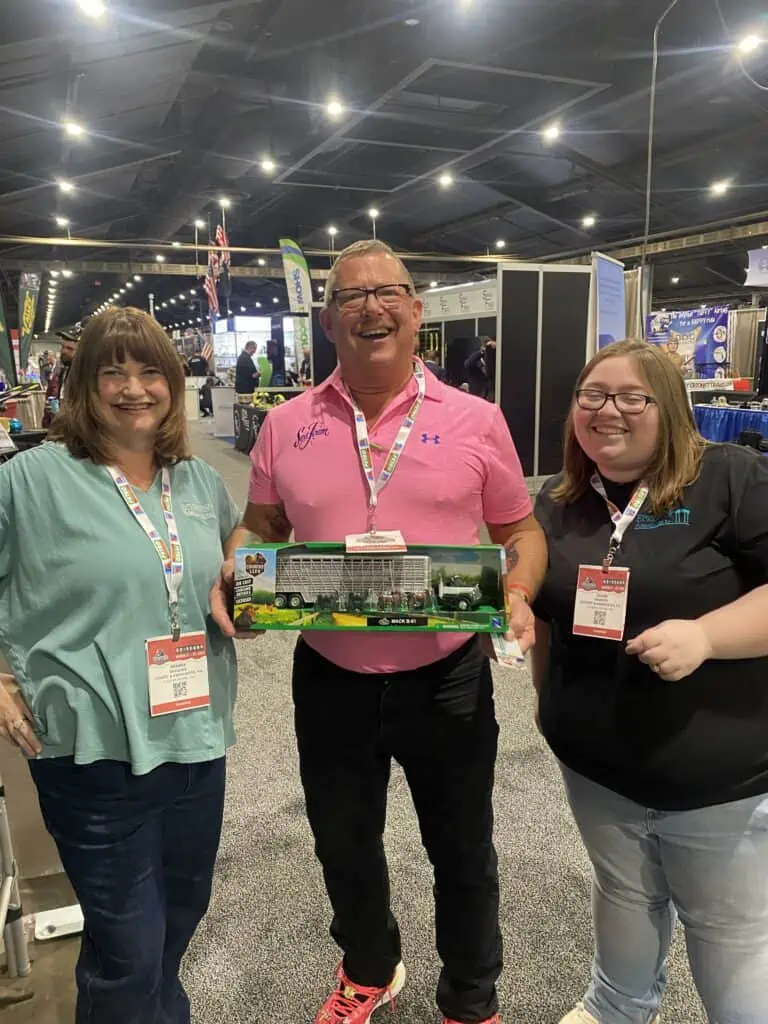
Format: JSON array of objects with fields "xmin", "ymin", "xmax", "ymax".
[
  {"xmin": 49, "ymin": 307, "xmax": 191, "ymax": 464},
  {"xmin": 552, "ymin": 339, "xmax": 706, "ymax": 513}
]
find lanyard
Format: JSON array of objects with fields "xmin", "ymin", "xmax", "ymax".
[
  {"xmin": 107, "ymin": 465, "xmax": 184, "ymax": 640},
  {"xmin": 348, "ymin": 362, "xmax": 426, "ymax": 532},
  {"xmin": 590, "ymin": 472, "xmax": 649, "ymax": 571}
]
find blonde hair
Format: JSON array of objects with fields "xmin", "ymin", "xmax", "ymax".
[
  {"xmin": 49, "ymin": 306, "xmax": 191, "ymax": 465},
  {"xmin": 324, "ymin": 239, "xmax": 416, "ymax": 306},
  {"xmin": 552, "ymin": 339, "xmax": 706, "ymax": 514}
]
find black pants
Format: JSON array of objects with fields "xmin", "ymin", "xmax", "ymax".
[
  {"xmin": 293, "ymin": 637, "xmax": 502, "ymax": 1023},
  {"xmin": 29, "ymin": 757, "xmax": 226, "ymax": 1024}
]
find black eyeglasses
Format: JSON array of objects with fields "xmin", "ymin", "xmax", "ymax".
[
  {"xmin": 332, "ymin": 284, "xmax": 412, "ymax": 311},
  {"xmin": 575, "ymin": 389, "xmax": 656, "ymax": 414}
]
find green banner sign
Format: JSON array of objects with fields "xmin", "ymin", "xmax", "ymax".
[
  {"xmin": 0, "ymin": 288, "xmax": 17, "ymax": 386},
  {"xmin": 18, "ymin": 271, "xmax": 41, "ymax": 376}
]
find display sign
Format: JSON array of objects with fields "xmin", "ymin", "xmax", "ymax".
[
  {"xmin": 17, "ymin": 272, "xmax": 40, "ymax": 375},
  {"xmin": 646, "ymin": 306, "xmax": 730, "ymax": 380},
  {"xmin": 593, "ymin": 252, "xmax": 626, "ymax": 350},
  {"xmin": 745, "ymin": 249, "xmax": 768, "ymax": 289},
  {"xmin": 421, "ymin": 282, "xmax": 497, "ymax": 323},
  {"xmin": 279, "ymin": 238, "xmax": 313, "ymax": 368}
]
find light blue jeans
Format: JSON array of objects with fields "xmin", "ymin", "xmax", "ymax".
[{"xmin": 560, "ymin": 765, "xmax": 768, "ymax": 1024}]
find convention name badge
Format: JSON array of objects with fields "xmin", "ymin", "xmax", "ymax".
[
  {"xmin": 344, "ymin": 361, "xmax": 425, "ymax": 554},
  {"xmin": 145, "ymin": 633, "xmax": 210, "ymax": 717},
  {"xmin": 572, "ymin": 565, "xmax": 630, "ymax": 641}
]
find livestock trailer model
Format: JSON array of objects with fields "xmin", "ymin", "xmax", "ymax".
[{"xmin": 232, "ymin": 542, "xmax": 509, "ymax": 633}]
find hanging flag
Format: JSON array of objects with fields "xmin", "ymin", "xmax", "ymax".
[
  {"xmin": 279, "ymin": 237, "xmax": 314, "ymax": 372},
  {"xmin": 201, "ymin": 339, "xmax": 214, "ymax": 363},
  {"xmin": 18, "ymin": 272, "xmax": 41, "ymax": 375},
  {"xmin": 215, "ymin": 223, "xmax": 232, "ymax": 316},
  {"xmin": 203, "ymin": 242, "xmax": 220, "ymax": 320},
  {"xmin": 0, "ymin": 287, "xmax": 16, "ymax": 387}
]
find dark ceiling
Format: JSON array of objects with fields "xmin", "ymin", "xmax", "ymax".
[{"xmin": 2, "ymin": 0, "xmax": 768, "ymax": 333}]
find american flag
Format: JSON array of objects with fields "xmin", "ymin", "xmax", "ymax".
[
  {"xmin": 215, "ymin": 223, "xmax": 231, "ymax": 302},
  {"xmin": 201, "ymin": 339, "xmax": 214, "ymax": 363},
  {"xmin": 203, "ymin": 245, "xmax": 219, "ymax": 318}
]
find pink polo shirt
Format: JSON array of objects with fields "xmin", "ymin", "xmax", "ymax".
[{"xmin": 248, "ymin": 362, "xmax": 531, "ymax": 673}]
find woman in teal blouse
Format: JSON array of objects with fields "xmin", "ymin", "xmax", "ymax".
[{"xmin": 0, "ymin": 308, "xmax": 241, "ymax": 1024}]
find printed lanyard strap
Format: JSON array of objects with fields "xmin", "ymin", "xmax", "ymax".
[
  {"xmin": 348, "ymin": 362, "xmax": 426, "ymax": 529},
  {"xmin": 107, "ymin": 465, "xmax": 184, "ymax": 640},
  {"xmin": 590, "ymin": 472, "xmax": 649, "ymax": 570}
]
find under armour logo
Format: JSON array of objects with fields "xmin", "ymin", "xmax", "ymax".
[{"xmin": 421, "ymin": 433, "xmax": 440, "ymax": 444}]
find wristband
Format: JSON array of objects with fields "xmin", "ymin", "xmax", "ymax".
[{"xmin": 507, "ymin": 583, "xmax": 531, "ymax": 604}]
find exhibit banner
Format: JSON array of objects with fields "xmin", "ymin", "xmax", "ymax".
[
  {"xmin": 279, "ymin": 237, "xmax": 313, "ymax": 367},
  {"xmin": 646, "ymin": 305, "xmax": 730, "ymax": 379},
  {"xmin": 17, "ymin": 271, "xmax": 41, "ymax": 374},
  {"xmin": 592, "ymin": 252, "xmax": 626, "ymax": 350},
  {"xmin": 745, "ymin": 248, "xmax": 768, "ymax": 288},
  {"xmin": 421, "ymin": 281, "xmax": 497, "ymax": 323},
  {"xmin": 0, "ymin": 287, "xmax": 17, "ymax": 386}
]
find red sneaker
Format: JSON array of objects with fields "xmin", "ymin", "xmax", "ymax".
[
  {"xmin": 442, "ymin": 1017, "xmax": 501, "ymax": 1024},
  {"xmin": 315, "ymin": 961, "xmax": 406, "ymax": 1024}
]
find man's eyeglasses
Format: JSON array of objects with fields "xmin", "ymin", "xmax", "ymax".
[
  {"xmin": 332, "ymin": 284, "xmax": 412, "ymax": 311},
  {"xmin": 575, "ymin": 389, "xmax": 656, "ymax": 414}
]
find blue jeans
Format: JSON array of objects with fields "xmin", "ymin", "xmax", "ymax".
[
  {"xmin": 29, "ymin": 757, "xmax": 226, "ymax": 1024},
  {"xmin": 560, "ymin": 766, "xmax": 768, "ymax": 1024}
]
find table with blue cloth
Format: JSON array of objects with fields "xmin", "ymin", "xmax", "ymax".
[{"xmin": 694, "ymin": 405, "xmax": 768, "ymax": 443}]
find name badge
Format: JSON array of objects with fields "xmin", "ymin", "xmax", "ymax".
[
  {"xmin": 145, "ymin": 632, "xmax": 210, "ymax": 717},
  {"xmin": 572, "ymin": 565, "xmax": 630, "ymax": 641},
  {"xmin": 345, "ymin": 530, "xmax": 407, "ymax": 553}
]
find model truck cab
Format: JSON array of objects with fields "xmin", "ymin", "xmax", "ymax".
[{"xmin": 436, "ymin": 575, "xmax": 482, "ymax": 611}]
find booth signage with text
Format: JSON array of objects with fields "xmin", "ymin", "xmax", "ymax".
[{"xmin": 646, "ymin": 306, "xmax": 730, "ymax": 379}]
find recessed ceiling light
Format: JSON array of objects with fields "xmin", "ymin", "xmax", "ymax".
[
  {"xmin": 76, "ymin": 0, "xmax": 107, "ymax": 17},
  {"xmin": 58, "ymin": 180, "xmax": 75, "ymax": 193},
  {"xmin": 328, "ymin": 225, "xmax": 338, "ymax": 237},
  {"xmin": 738, "ymin": 34, "xmax": 762, "ymax": 54},
  {"xmin": 273, "ymin": 297, "xmax": 279, "ymax": 303},
  {"xmin": 438, "ymin": 172, "xmax": 454, "ymax": 189},
  {"xmin": 162, "ymin": 302, "xmax": 168, "ymax": 308},
  {"xmin": 119, "ymin": 288, "xmax": 126, "ymax": 294},
  {"xmin": 260, "ymin": 157, "xmax": 277, "ymax": 174},
  {"xmin": 326, "ymin": 97, "xmax": 345, "ymax": 120},
  {"xmin": 126, "ymin": 282, "xmax": 133, "ymax": 289},
  {"xmin": 671, "ymin": 276, "xmax": 680, "ymax": 284},
  {"xmin": 63, "ymin": 120, "xmax": 85, "ymax": 138},
  {"xmin": 405, "ymin": 18, "xmax": 420, "ymax": 26},
  {"xmin": 170, "ymin": 298, "xmax": 176, "ymax": 304},
  {"xmin": 171, "ymin": 241, "xmax": 181, "ymax": 248},
  {"xmin": 156, "ymin": 254, "xmax": 166, "ymax": 263},
  {"xmin": 256, "ymin": 301, "xmax": 262, "ymax": 308},
  {"xmin": 194, "ymin": 219, "xmax": 205, "ymax": 230},
  {"xmin": 219, "ymin": 197, "xmax": 231, "ymax": 209},
  {"xmin": 61, "ymin": 269, "xmax": 73, "ymax": 278},
  {"xmin": 709, "ymin": 178, "xmax": 731, "ymax": 196},
  {"xmin": 317, "ymin": 285, "xmax": 324, "ymax": 293},
  {"xmin": 240, "ymin": 306, "xmax": 246, "ymax": 312},
  {"xmin": 541, "ymin": 120, "xmax": 561, "ymax": 143},
  {"xmin": 430, "ymin": 281, "xmax": 438, "ymax": 288},
  {"xmin": 495, "ymin": 239, "xmax": 506, "ymax": 249},
  {"xmin": 50, "ymin": 270, "xmax": 60, "ymax": 278},
  {"xmin": 582, "ymin": 215, "xmax": 597, "ymax": 228},
  {"xmin": 257, "ymin": 257, "xmax": 266, "ymax": 266},
  {"xmin": 368, "ymin": 207, "xmax": 380, "ymax": 219},
  {"xmin": 134, "ymin": 274, "xmax": 142, "ymax": 281},
  {"xmin": 54, "ymin": 216, "xmax": 70, "ymax": 228}
]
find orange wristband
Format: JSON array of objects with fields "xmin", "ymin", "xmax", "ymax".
[{"xmin": 507, "ymin": 583, "xmax": 531, "ymax": 604}]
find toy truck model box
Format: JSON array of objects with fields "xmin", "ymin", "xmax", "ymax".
[{"xmin": 233, "ymin": 542, "xmax": 509, "ymax": 633}]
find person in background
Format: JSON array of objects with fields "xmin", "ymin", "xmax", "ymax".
[
  {"xmin": 0, "ymin": 307, "xmax": 241, "ymax": 1024},
  {"xmin": 424, "ymin": 347, "xmax": 447, "ymax": 381},
  {"xmin": 188, "ymin": 348, "xmax": 209, "ymax": 377},
  {"xmin": 464, "ymin": 338, "xmax": 496, "ymax": 400},
  {"xmin": 299, "ymin": 347, "xmax": 312, "ymax": 386},
  {"xmin": 42, "ymin": 322, "xmax": 83, "ymax": 427},
  {"xmin": 531, "ymin": 339, "xmax": 768, "ymax": 1024},
  {"xmin": 235, "ymin": 340, "xmax": 260, "ymax": 394},
  {"xmin": 212, "ymin": 238, "xmax": 547, "ymax": 1024},
  {"xmin": 178, "ymin": 352, "xmax": 191, "ymax": 377}
]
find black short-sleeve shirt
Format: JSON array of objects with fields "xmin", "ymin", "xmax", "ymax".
[{"xmin": 533, "ymin": 443, "xmax": 768, "ymax": 810}]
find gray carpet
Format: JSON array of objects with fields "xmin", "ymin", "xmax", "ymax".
[{"xmin": 184, "ymin": 423, "xmax": 706, "ymax": 1023}]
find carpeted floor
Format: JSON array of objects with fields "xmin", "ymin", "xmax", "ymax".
[{"xmin": 183, "ymin": 424, "xmax": 707, "ymax": 1024}]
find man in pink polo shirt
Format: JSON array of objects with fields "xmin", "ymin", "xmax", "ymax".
[{"xmin": 212, "ymin": 240, "xmax": 546, "ymax": 1024}]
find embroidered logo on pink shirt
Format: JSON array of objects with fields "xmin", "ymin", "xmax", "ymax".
[{"xmin": 293, "ymin": 422, "xmax": 330, "ymax": 450}]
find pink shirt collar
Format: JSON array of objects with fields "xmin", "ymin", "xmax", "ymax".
[{"xmin": 313, "ymin": 357, "xmax": 444, "ymax": 406}]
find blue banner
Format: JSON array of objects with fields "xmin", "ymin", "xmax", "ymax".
[
  {"xmin": 645, "ymin": 306, "xmax": 730, "ymax": 380},
  {"xmin": 594, "ymin": 253, "xmax": 626, "ymax": 349}
]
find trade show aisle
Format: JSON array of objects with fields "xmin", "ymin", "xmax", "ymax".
[{"xmin": 182, "ymin": 423, "xmax": 706, "ymax": 1024}]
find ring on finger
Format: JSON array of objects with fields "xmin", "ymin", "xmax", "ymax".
[{"xmin": 9, "ymin": 719, "xmax": 25, "ymax": 732}]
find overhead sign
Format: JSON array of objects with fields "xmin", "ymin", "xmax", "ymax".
[
  {"xmin": 646, "ymin": 306, "xmax": 730, "ymax": 380},
  {"xmin": 745, "ymin": 249, "xmax": 768, "ymax": 288},
  {"xmin": 421, "ymin": 282, "xmax": 497, "ymax": 322}
]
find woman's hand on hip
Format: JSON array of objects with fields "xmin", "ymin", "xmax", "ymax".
[
  {"xmin": 0, "ymin": 674, "xmax": 42, "ymax": 757},
  {"xmin": 209, "ymin": 560, "xmax": 265, "ymax": 640},
  {"xmin": 626, "ymin": 620, "xmax": 713, "ymax": 682}
]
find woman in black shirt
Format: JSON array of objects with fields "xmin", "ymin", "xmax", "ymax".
[{"xmin": 532, "ymin": 340, "xmax": 768, "ymax": 1024}]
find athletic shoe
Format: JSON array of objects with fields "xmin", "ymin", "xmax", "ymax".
[
  {"xmin": 559, "ymin": 1004, "xmax": 660, "ymax": 1024},
  {"xmin": 315, "ymin": 961, "xmax": 406, "ymax": 1024}
]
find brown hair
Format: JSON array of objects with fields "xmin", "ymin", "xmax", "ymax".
[
  {"xmin": 552, "ymin": 339, "xmax": 706, "ymax": 514},
  {"xmin": 49, "ymin": 306, "xmax": 191, "ymax": 465}
]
